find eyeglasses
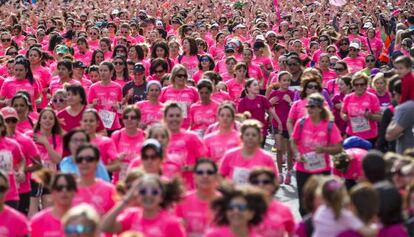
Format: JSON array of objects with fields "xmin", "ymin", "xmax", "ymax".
[
  {"xmin": 52, "ymin": 98, "xmax": 66, "ymax": 103},
  {"xmin": 176, "ymin": 74, "xmax": 187, "ymax": 79},
  {"xmin": 1, "ymin": 38, "xmax": 11, "ymax": 42},
  {"xmin": 75, "ymin": 156, "xmax": 97, "ymax": 164},
  {"xmin": 195, "ymin": 169, "xmax": 216, "ymax": 176},
  {"xmin": 306, "ymin": 84, "xmax": 319, "ymax": 89},
  {"xmin": 5, "ymin": 118, "xmax": 18, "ymax": 124},
  {"xmin": 334, "ymin": 67, "xmax": 346, "ymax": 72},
  {"xmin": 139, "ymin": 188, "xmax": 161, "ymax": 196},
  {"xmin": 64, "ymin": 225, "xmax": 93, "ymax": 234},
  {"xmin": 6, "ymin": 51, "xmax": 17, "ymax": 56},
  {"xmin": 227, "ymin": 203, "xmax": 249, "ymax": 211},
  {"xmin": 53, "ymin": 184, "xmax": 74, "ymax": 192},
  {"xmin": 353, "ymin": 82, "xmax": 367, "ymax": 87},
  {"xmin": 123, "ymin": 115, "xmax": 138, "ymax": 120},
  {"xmin": 113, "ymin": 61, "xmax": 124, "ymax": 65},
  {"xmin": 141, "ymin": 154, "xmax": 160, "ymax": 160},
  {"xmin": 250, "ymin": 179, "xmax": 272, "ymax": 185},
  {"xmin": 0, "ymin": 185, "xmax": 8, "ymax": 193},
  {"xmin": 200, "ymin": 58, "xmax": 210, "ymax": 63}
]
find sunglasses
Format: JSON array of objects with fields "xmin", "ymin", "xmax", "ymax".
[
  {"xmin": 53, "ymin": 184, "xmax": 74, "ymax": 192},
  {"xmin": 306, "ymin": 84, "xmax": 319, "ymax": 89},
  {"xmin": 0, "ymin": 185, "xmax": 8, "ymax": 193},
  {"xmin": 250, "ymin": 179, "xmax": 272, "ymax": 185},
  {"xmin": 366, "ymin": 59, "xmax": 376, "ymax": 63},
  {"xmin": 6, "ymin": 51, "xmax": 17, "ymax": 56},
  {"xmin": 123, "ymin": 115, "xmax": 138, "ymax": 120},
  {"xmin": 195, "ymin": 169, "xmax": 216, "ymax": 176},
  {"xmin": 53, "ymin": 98, "xmax": 65, "ymax": 103},
  {"xmin": 64, "ymin": 225, "xmax": 93, "ymax": 234},
  {"xmin": 227, "ymin": 203, "xmax": 249, "ymax": 211},
  {"xmin": 5, "ymin": 118, "xmax": 18, "ymax": 123},
  {"xmin": 340, "ymin": 42, "xmax": 349, "ymax": 46},
  {"xmin": 353, "ymin": 83, "xmax": 367, "ymax": 87},
  {"xmin": 335, "ymin": 67, "xmax": 346, "ymax": 72},
  {"xmin": 1, "ymin": 38, "xmax": 11, "ymax": 42},
  {"xmin": 75, "ymin": 156, "xmax": 97, "ymax": 164},
  {"xmin": 139, "ymin": 188, "xmax": 161, "ymax": 196},
  {"xmin": 176, "ymin": 74, "xmax": 187, "ymax": 79},
  {"xmin": 200, "ymin": 58, "xmax": 210, "ymax": 63}
]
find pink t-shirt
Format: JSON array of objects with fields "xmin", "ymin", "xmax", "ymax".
[
  {"xmin": 205, "ymin": 226, "xmax": 262, "ymax": 237},
  {"xmin": 25, "ymin": 131, "xmax": 63, "ymax": 171},
  {"xmin": 136, "ymin": 100, "xmax": 164, "ymax": 127},
  {"xmin": 343, "ymin": 56, "xmax": 366, "ymax": 73},
  {"xmin": 292, "ymin": 117, "xmax": 342, "ymax": 173},
  {"xmin": 255, "ymin": 200, "xmax": 295, "ymax": 237},
  {"xmin": 0, "ymin": 206, "xmax": 29, "ymax": 236},
  {"xmin": 342, "ymin": 91, "xmax": 380, "ymax": 139},
  {"xmin": 91, "ymin": 135, "xmax": 118, "ymax": 166},
  {"xmin": 288, "ymin": 99, "xmax": 307, "ymax": 126},
  {"xmin": 111, "ymin": 128, "xmax": 145, "ymax": 182},
  {"xmin": 192, "ymin": 70, "xmax": 204, "ymax": 83},
  {"xmin": 211, "ymin": 91, "xmax": 232, "ymax": 104},
  {"xmin": 0, "ymin": 137, "xmax": 23, "ymax": 202},
  {"xmin": 49, "ymin": 78, "xmax": 80, "ymax": 96},
  {"xmin": 31, "ymin": 66, "xmax": 52, "ymax": 109},
  {"xmin": 178, "ymin": 55, "xmax": 199, "ymax": 79},
  {"xmin": 10, "ymin": 132, "xmax": 39, "ymax": 194},
  {"xmin": 209, "ymin": 44, "xmax": 225, "ymax": 60},
  {"xmin": 321, "ymin": 69, "xmax": 337, "ymax": 87},
  {"xmin": 333, "ymin": 148, "xmax": 367, "ymax": 180},
  {"xmin": 87, "ymin": 81, "xmax": 123, "ymax": 130},
  {"xmin": 0, "ymin": 78, "xmax": 41, "ymax": 110},
  {"xmin": 73, "ymin": 179, "xmax": 116, "ymax": 215},
  {"xmin": 268, "ymin": 89, "xmax": 295, "ymax": 130},
  {"xmin": 30, "ymin": 208, "xmax": 63, "ymax": 237},
  {"xmin": 204, "ymin": 130, "xmax": 241, "ymax": 163},
  {"xmin": 73, "ymin": 50, "xmax": 92, "ymax": 65},
  {"xmin": 57, "ymin": 106, "xmax": 86, "ymax": 132},
  {"xmin": 159, "ymin": 86, "xmax": 199, "ymax": 129},
  {"xmin": 326, "ymin": 79, "xmax": 340, "ymax": 96},
  {"xmin": 117, "ymin": 208, "xmax": 186, "ymax": 237},
  {"xmin": 167, "ymin": 129, "xmax": 206, "ymax": 189},
  {"xmin": 175, "ymin": 190, "xmax": 218, "ymax": 236},
  {"xmin": 219, "ymin": 147, "xmax": 278, "ymax": 185},
  {"xmin": 189, "ymin": 101, "xmax": 219, "ymax": 135},
  {"xmin": 225, "ymin": 79, "xmax": 246, "ymax": 104}
]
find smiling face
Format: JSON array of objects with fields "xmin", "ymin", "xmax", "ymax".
[
  {"xmin": 52, "ymin": 176, "xmax": 76, "ymax": 208},
  {"xmin": 137, "ymin": 178, "xmax": 163, "ymax": 211},
  {"xmin": 164, "ymin": 107, "xmax": 183, "ymax": 132},
  {"xmin": 226, "ymin": 196, "xmax": 254, "ymax": 227},
  {"xmin": 81, "ymin": 112, "xmax": 98, "ymax": 135},
  {"xmin": 40, "ymin": 110, "xmax": 56, "ymax": 131},
  {"xmin": 242, "ymin": 127, "xmax": 261, "ymax": 149}
]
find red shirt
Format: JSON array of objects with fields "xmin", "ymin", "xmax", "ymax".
[{"xmin": 399, "ymin": 72, "xmax": 414, "ymax": 104}]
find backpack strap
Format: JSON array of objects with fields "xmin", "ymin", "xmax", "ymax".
[
  {"xmin": 327, "ymin": 120, "xmax": 334, "ymax": 145},
  {"xmin": 303, "ymin": 214, "xmax": 314, "ymax": 237},
  {"xmin": 298, "ymin": 117, "xmax": 306, "ymax": 139}
]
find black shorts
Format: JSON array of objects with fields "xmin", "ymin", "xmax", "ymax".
[
  {"xmin": 275, "ymin": 129, "xmax": 290, "ymax": 139},
  {"xmin": 30, "ymin": 179, "xmax": 50, "ymax": 197}
]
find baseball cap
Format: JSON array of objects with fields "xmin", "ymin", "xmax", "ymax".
[
  {"xmin": 224, "ymin": 43, "xmax": 235, "ymax": 53},
  {"xmin": 363, "ymin": 22, "xmax": 373, "ymax": 29},
  {"xmin": 56, "ymin": 45, "xmax": 69, "ymax": 55},
  {"xmin": 141, "ymin": 139, "xmax": 163, "ymax": 157},
  {"xmin": 0, "ymin": 107, "xmax": 18, "ymax": 120},
  {"xmin": 307, "ymin": 96, "xmax": 324, "ymax": 107},
  {"xmin": 134, "ymin": 63, "xmax": 145, "ymax": 73},
  {"xmin": 234, "ymin": 24, "xmax": 246, "ymax": 30},
  {"xmin": 255, "ymin": 35, "xmax": 266, "ymax": 42},
  {"xmin": 343, "ymin": 136, "xmax": 372, "ymax": 150},
  {"xmin": 73, "ymin": 60, "xmax": 87, "ymax": 69},
  {"xmin": 349, "ymin": 42, "xmax": 360, "ymax": 49},
  {"xmin": 265, "ymin": 31, "xmax": 277, "ymax": 38}
]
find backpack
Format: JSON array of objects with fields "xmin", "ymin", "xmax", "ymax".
[{"xmin": 298, "ymin": 117, "xmax": 334, "ymax": 145}]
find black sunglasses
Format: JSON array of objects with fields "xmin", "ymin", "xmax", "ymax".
[
  {"xmin": 195, "ymin": 169, "xmax": 216, "ymax": 176},
  {"xmin": 52, "ymin": 98, "xmax": 65, "ymax": 103},
  {"xmin": 75, "ymin": 156, "xmax": 97, "ymax": 164},
  {"xmin": 53, "ymin": 184, "xmax": 74, "ymax": 192},
  {"xmin": 250, "ymin": 179, "xmax": 272, "ymax": 185}
]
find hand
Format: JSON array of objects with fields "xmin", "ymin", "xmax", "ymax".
[
  {"xmin": 269, "ymin": 97, "xmax": 279, "ymax": 105},
  {"xmin": 92, "ymin": 98, "xmax": 99, "ymax": 106},
  {"xmin": 33, "ymin": 134, "xmax": 48, "ymax": 145},
  {"xmin": 364, "ymin": 110, "xmax": 372, "ymax": 120},
  {"xmin": 282, "ymin": 94, "xmax": 292, "ymax": 103}
]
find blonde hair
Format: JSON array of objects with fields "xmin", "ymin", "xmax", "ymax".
[
  {"xmin": 371, "ymin": 72, "xmax": 386, "ymax": 90},
  {"xmin": 62, "ymin": 204, "xmax": 100, "ymax": 234}
]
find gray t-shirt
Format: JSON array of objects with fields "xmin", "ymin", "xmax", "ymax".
[{"xmin": 394, "ymin": 100, "xmax": 414, "ymax": 154}]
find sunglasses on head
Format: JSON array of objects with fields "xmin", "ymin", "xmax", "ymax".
[
  {"xmin": 75, "ymin": 155, "xmax": 97, "ymax": 164},
  {"xmin": 195, "ymin": 169, "xmax": 216, "ymax": 176},
  {"xmin": 139, "ymin": 187, "xmax": 161, "ymax": 196}
]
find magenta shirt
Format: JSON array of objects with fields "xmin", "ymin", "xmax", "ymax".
[
  {"xmin": 238, "ymin": 95, "xmax": 271, "ymax": 134},
  {"xmin": 333, "ymin": 148, "xmax": 367, "ymax": 180},
  {"xmin": 268, "ymin": 89, "xmax": 295, "ymax": 130}
]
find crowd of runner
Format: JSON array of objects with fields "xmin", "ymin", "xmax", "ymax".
[{"xmin": 0, "ymin": 0, "xmax": 413, "ymax": 236}]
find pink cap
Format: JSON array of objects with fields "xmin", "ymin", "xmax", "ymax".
[{"xmin": 0, "ymin": 107, "xmax": 18, "ymax": 120}]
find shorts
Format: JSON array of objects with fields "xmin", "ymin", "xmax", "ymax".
[
  {"xmin": 275, "ymin": 129, "xmax": 290, "ymax": 139},
  {"xmin": 30, "ymin": 179, "xmax": 50, "ymax": 197}
]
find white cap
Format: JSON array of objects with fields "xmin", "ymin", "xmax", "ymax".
[
  {"xmin": 234, "ymin": 24, "xmax": 246, "ymax": 29},
  {"xmin": 349, "ymin": 42, "xmax": 360, "ymax": 49},
  {"xmin": 255, "ymin": 35, "xmax": 265, "ymax": 41},
  {"xmin": 363, "ymin": 22, "xmax": 373, "ymax": 29},
  {"xmin": 265, "ymin": 31, "xmax": 277, "ymax": 38}
]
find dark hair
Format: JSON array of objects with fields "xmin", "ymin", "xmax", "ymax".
[
  {"xmin": 63, "ymin": 129, "xmax": 90, "ymax": 154},
  {"xmin": 362, "ymin": 150, "xmax": 386, "ymax": 183},
  {"xmin": 182, "ymin": 37, "xmax": 198, "ymax": 56},
  {"xmin": 194, "ymin": 158, "xmax": 218, "ymax": 173},
  {"xmin": 139, "ymin": 174, "xmax": 183, "ymax": 208},
  {"xmin": 150, "ymin": 58, "xmax": 169, "ymax": 75},
  {"xmin": 375, "ymin": 181, "xmax": 404, "ymax": 226},
  {"xmin": 75, "ymin": 143, "xmax": 100, "ymax": 161},
  {"xmin": 100, "ymin": 61, "xmax": 115, "ymax": 72},
  {"xmin": 300, "ymin": 76, "xmax": 322, "ymax": 99},
  {"xmin": 122, "ymin": 105, "xmax": 141, "ymax": 121},
  {"xmin": 0, "ymin": 114, "xmax": 6, "ymax": 137},
  {"xmin": 90, "ymin": 49, "xmax": 105, "ymax": 66},
  {"xmin": 211, "ymin": 185, "xmax": 268, "ymax": 226},
  {"xmin": 83, "ymin": 108, "xmax": 101, "ymax": 123},
  {"xmin": 248, "ymin": 167, "xmax": 279, "ymax": 194},
  {"xmin": 198, "ymin": 54, "xmax": 215, "ymax": 70},
  {"xmin": 202, "ymin": 71, "xmax": 222, "ymax": 85},
  {"xmin": 394, "ymin": 55, "xmax": 413, "ymax": 69},
  {"xmin": 11, "ymin": 92, "xmax": 33, "ymax": 112},
  {"xmin": 241, "ymin": 78, "xmax": 257, "ymax": 98},
  {"xmin": 163, "ymin": 101, "xmax": 183, "ymax": 118},
  {"xmin": 112, "ymin": 56, "xmax": 129, "ymax": 81},
  {"xmin": 99, "ymin": 37, "xmax": 112, "ymax": 51},
  {"xmin": 197, "ymin": 79, "xmax": 213, "ymax": 92},
  {"xmin": 57, "ymin": 59, "xmax": 73, "ymax": 78},
  {"xmin": 33, "ymin": 108, "xmax": 62, "ymax": 135},
  {"xmin": 66, "ymin": 84, "xmax": 87, "ymax": 105},
  {"xmin": 112, "ymin": 45, "xmax": 128, "ymax": 59},
  {"xmin": 339, "ymin": 76, "xmax": 352, "ymax": 88},
  {"xmin": 36, "ymin": 170, "xmax": 77, "ymax": 192},
  {"xmin": 151, "ymin": 41, "xmax": 170, "ymax": 59},
  {"xmin": 14, "ymin": 56, "xmax": 35, "ymax": 85},
  {"xmin": 129, "ymin": 44, "xmax": 145, "ymax": 61},
  {"xmin": 76, "ymin": 36, "xmax": 89, "ymax": 49},
  {"xmin": 350, "ymin": 183, "xmax": 379, "ymax": 224},
  {"xmin": 48, "ymin": 34, "xmax": 64, "ymax": 52}
]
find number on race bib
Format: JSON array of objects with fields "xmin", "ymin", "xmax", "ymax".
[
  {"xmin": 303, "ymin": 152, "xmax": 326, "ymax": 171},
  {"xmin": 98, "ymin": 110, "xmax": 116, "ymax": 129},
  {"xmin": 350, "ymin": 116, "xmax": 370, "ymax": 133},
  {"xmin": 0, "ymin": 150, "xmax": 13, "ymax": 173},
  {"xmin": 232, "ymin": 167, "xmax": 250, "ymax": 185}
]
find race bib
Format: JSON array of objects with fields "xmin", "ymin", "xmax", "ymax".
[
  {"xmin": 232, "ymin": 167, "xmax": 250, "ymax": 185},
  {"xmin": 303, "ymin": 152, "xmax": 326, "ymax": 171},
  {"xmin": 177, "ymin": 102, "xmax": 188, "ymax": 118},
  {"xmin": 43, "ymin": 160, "xmax": 57, "ymax": 171},
  {"xmin": 0, "ymin": 150, "xmax": 13, "ymax": 173},
  {"xmin": 350, "ymin": 116, "xmax": 370, "ymax": 133},
  {"xmin": 98, "ymin": 109, "xmax": 116, "ymax": 129},
  {"xmin": 119, "ymin": 162, "xmax": 129, "ymax": 181}
]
